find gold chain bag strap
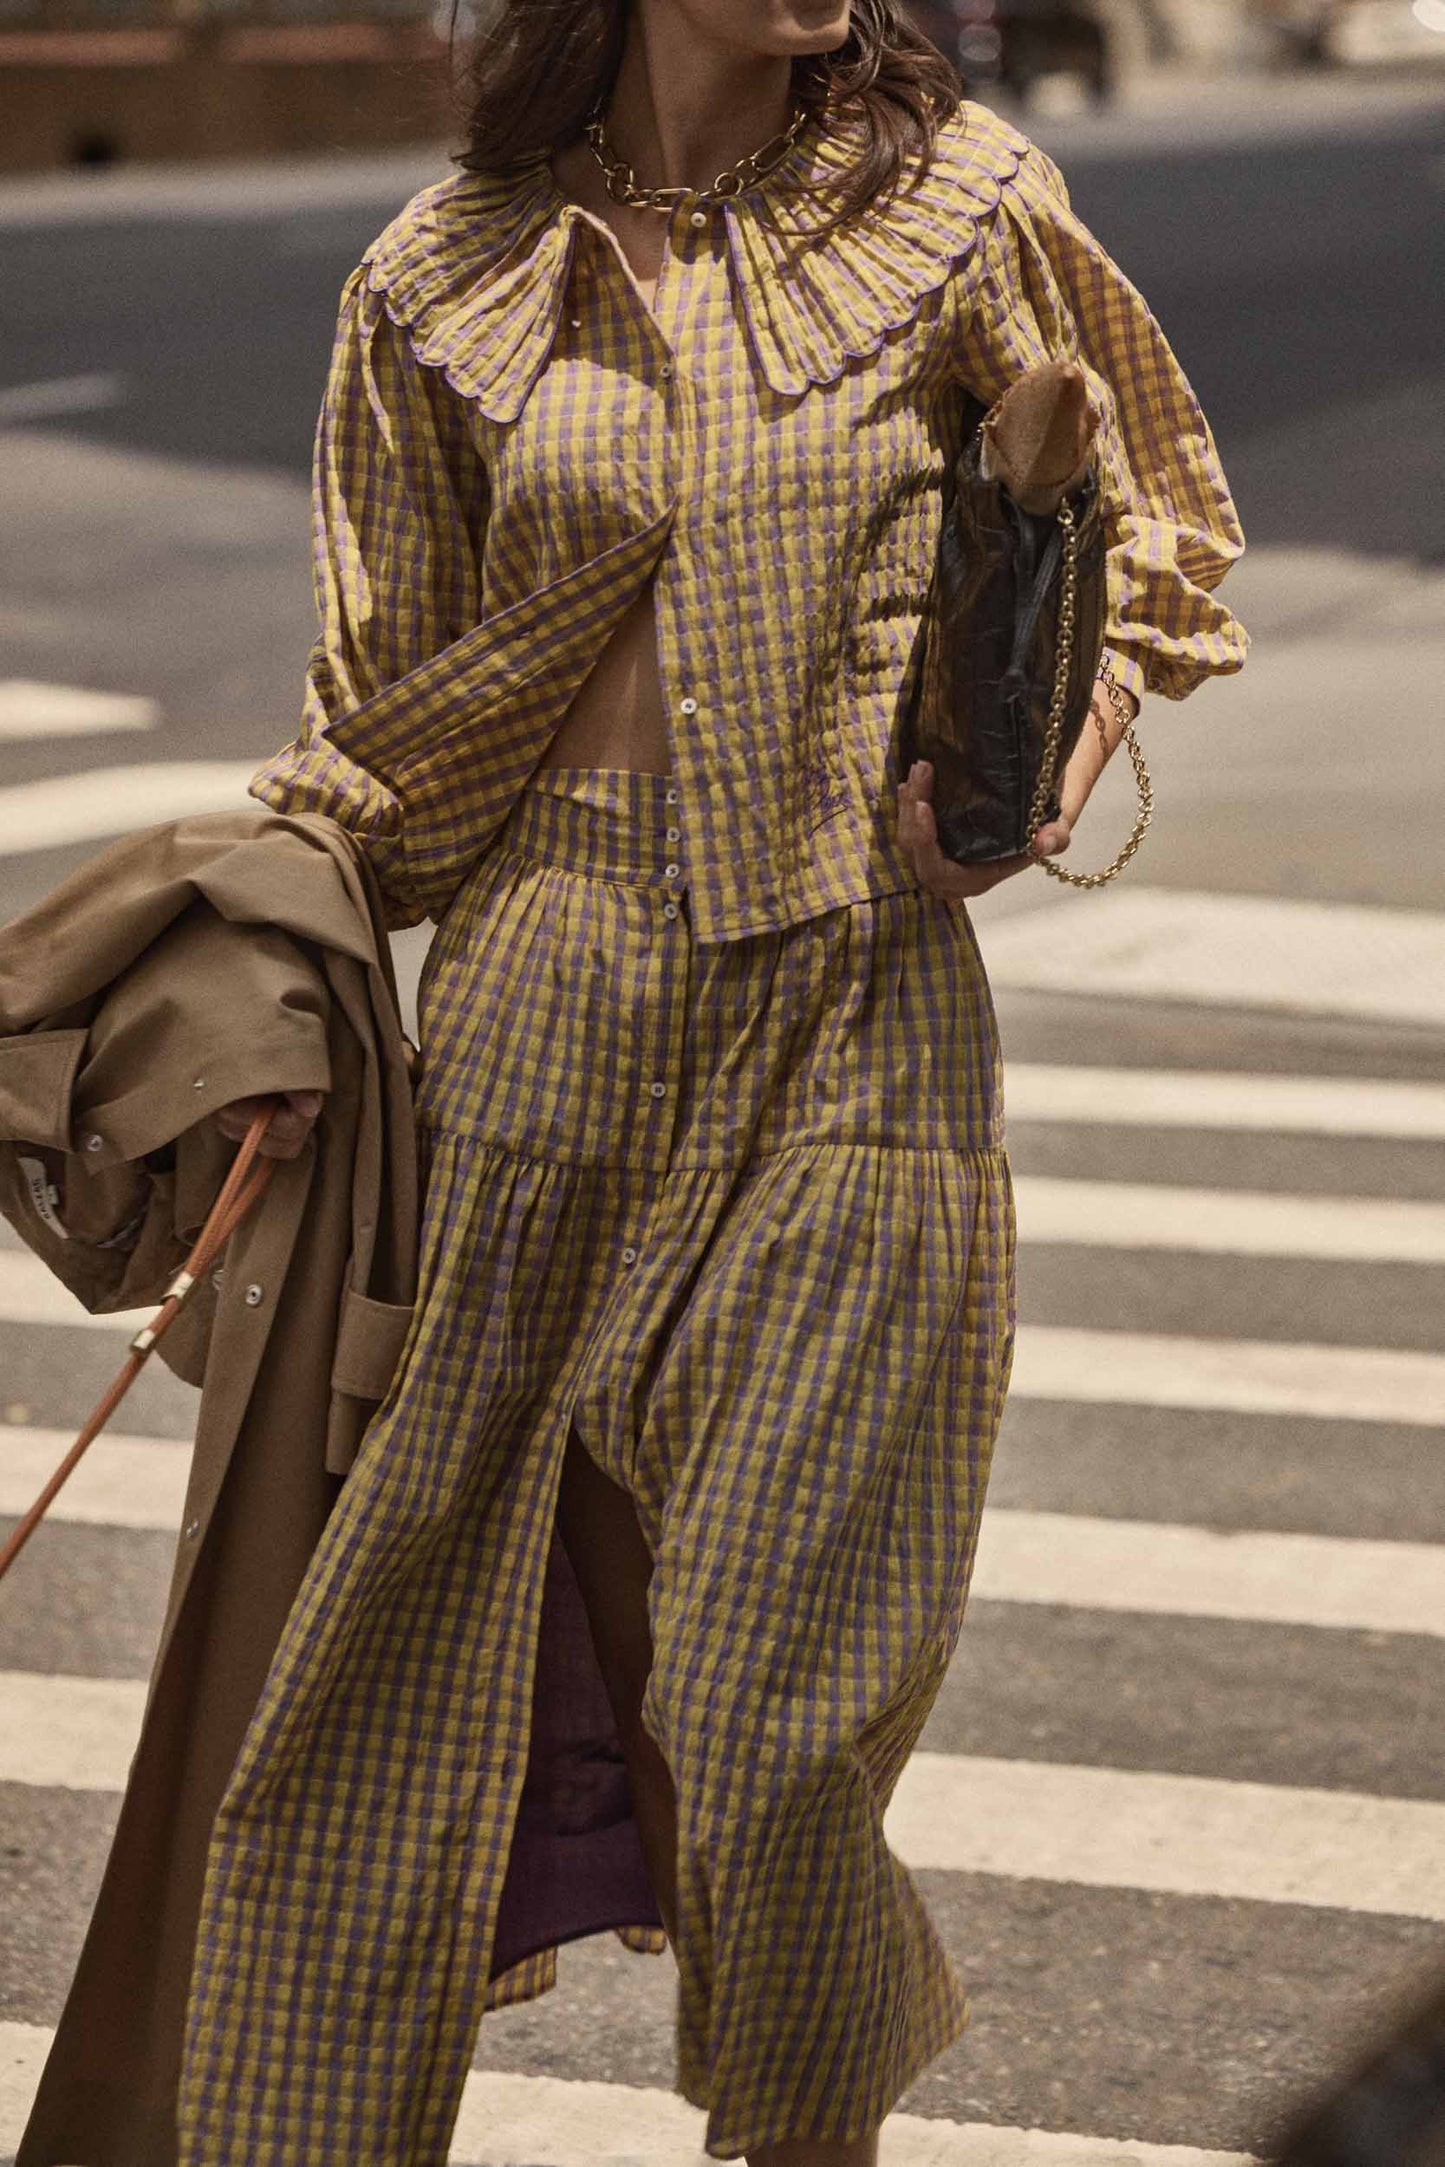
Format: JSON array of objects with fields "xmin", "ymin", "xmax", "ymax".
[{"xmin": 1029, "ymin": 503, "xmax": 1153, "ymax": 888}]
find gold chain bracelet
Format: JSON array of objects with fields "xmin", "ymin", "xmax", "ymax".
[{"xmin": 1024, "ymin": 500, "xmax": 1153, "ymax": 889}]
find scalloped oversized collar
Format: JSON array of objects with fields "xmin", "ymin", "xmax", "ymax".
[{"xmin": 360, "ymin": 100, "xmax": 1029, "ymax": 424}]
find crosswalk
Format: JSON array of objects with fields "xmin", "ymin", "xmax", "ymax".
[
  {"xmin": 5, "ymin": 1427, "xmax": 1441, "ymax": 1635},
  {"xmin": 1, "ymin": 765, "xmax": 1443, "ymax": 2163}
]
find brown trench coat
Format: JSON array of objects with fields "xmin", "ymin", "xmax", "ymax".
[{"xmin": 0, "ymin": 807, "xmax": 422, "ymax": 2167}]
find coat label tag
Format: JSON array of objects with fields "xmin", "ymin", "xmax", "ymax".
[{"xmin": 18, "ymin": 1153, "xmax": 68, "ymax": 1240}]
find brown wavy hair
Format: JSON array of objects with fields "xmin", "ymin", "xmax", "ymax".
[{"xmin": 449, "ymin": 1, "xmax": 964, "ymax": 237}]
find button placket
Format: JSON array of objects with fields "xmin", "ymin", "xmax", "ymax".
[{"xmin": 639, "ymin": 805, "xmax": 691, "ymax": 1170}]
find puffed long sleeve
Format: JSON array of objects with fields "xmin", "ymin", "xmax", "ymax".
[
  {"xmin": 959, "ymin": 140, "xmax": 1249, "ymax": 707},
  {"xmin": 248, "ymin": 265, "xmax": 490, "ymax": 929}
]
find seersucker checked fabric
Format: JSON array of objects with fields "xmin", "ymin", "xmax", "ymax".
[
  {"xmin": 178, "ymin": 766, "xmax": 1016, "ymax": 2163},
  {"xmin": 179, "ymin": 91, "xmax": 1247, "ymax": 2167},
  {"xmin": 246, "ymin": 97, "xmax": 1247, "ymax": 942}
]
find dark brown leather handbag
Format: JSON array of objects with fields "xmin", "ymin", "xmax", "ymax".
[{"xmin": 897, "ymin": 359, "xmax": 1151, "ymax": 887}]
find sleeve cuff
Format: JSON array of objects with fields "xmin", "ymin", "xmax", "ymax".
[{"xmin": 1102, "ymin": 647, "xmax": 1148, "ymax": 712}]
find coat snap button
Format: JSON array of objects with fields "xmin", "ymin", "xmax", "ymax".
[
  {"xmin": 244, "ymin": 1282, "xmax": 265, "ymax": 1306},
  {"xmin": 84, "ymin": 1133, "xmax": 103, "ymax": 1152},
  {"xmin": 185, "ymin": 1519, "xmax": 200, "ymax": 1539}
]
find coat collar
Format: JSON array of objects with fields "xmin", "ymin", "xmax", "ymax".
[{"xmin": 360, "ymin": 99, "xmax": 1029, "ymax": 420}]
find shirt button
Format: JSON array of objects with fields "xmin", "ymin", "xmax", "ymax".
[
  {"xmin": 663, "ymin": 902, "xmax": 679, "ymax": 920},
  {"xmin": 649, "ymin": 1081, "xmax": 666, "ymax": 1099},
  {"xmin": 679, "ymin": 697, "xmax": 698, "ymax": 715},
  {"xmin": 690, "ymin": 210, "xmax": 708, "ymax": 229},
  {"xmin": 569, "ymin": 317, "xmax": 582, "ymax": 330},
  {"xmin": 621, "ymin": 1246, "xmax": 638, "ymax": 1265},
  {"xmin": 665, "ymin": 826, "xmax": 680, "ymax": 842},
  {"xmin": 659, "ymin": 361, "xmax": 674, "ymax": 380},
  {"xmin": 664, "ymin": 862, "xmax": 680, "ymax": 879},
  {"xmin": 665, "ymin": 788, "xmax": 679, "ymax": 804}
]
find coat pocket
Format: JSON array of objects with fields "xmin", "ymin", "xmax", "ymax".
[{"xmin": 326, "ymin": 1283, "xmax": 415, "ymax": 1474}]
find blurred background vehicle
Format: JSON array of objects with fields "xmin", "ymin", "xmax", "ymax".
[
  {"xmin": 1249, "ymin": 0, "xmax": 1445, "ymax": 65},
  {"xmin": 906, "ymin": 0, "xmax": 1117, "ymax": 105}
]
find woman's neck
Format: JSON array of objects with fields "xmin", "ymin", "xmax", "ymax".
[{"xmin": 602, "ymin": 18, "xmax": 797, "ymax": 196}]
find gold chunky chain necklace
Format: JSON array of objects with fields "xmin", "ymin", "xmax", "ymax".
[{"xmin": 583, "ymin": 100, "xmax": 812, "ymax": 212}]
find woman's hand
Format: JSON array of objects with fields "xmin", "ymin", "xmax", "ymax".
[
  {"xmin": 212, "ymin": 1088, "xmax": 326, "ymax": 1160},
  {"xmin": 896, "ymin": 762, "xmax": 1070, "ymax": 900},
  {"xmin": 896, "ymin": 674, "xmax": 1138, "ymax": 901}
]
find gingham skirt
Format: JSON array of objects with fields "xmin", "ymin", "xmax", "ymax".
[{"xmin": 178, "ymin": 765, "xmax": 1017, "ymax": 2165}]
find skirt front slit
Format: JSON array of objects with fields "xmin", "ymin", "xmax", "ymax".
[{"xmin": 177, "ymin": 764, "xmax": 1018, "ymax": 2166}]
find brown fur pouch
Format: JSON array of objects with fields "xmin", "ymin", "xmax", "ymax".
[{"xmin": 978, "ymin": 359, "xmax": 1096, "ymax": 516}]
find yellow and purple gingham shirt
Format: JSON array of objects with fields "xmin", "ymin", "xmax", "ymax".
[{"xmin": 249, "ymin": 98, "xmax": 1248, "ymax": 939}]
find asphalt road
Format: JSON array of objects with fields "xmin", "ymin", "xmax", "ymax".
[
  {"xmin": 2, "ymin": 72, "xmax": 1443, "ymax": 548},
  {"xmin": 1, "ymin": 70, "xmax": 1444, "ymax": 2167}
]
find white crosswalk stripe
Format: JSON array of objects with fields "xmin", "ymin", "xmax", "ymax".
[
  {"xmin": 979, "ymin": 888, "xmax": 1445, "ymax": 1028},
  {"xmin": 1003, "ymin": 1064, "xmax": 1445, "ymax": 1140},
  {"xmin": 7, "ymin": 1429, "xmax": 1442, "ymax": 1638},
  {"xmin": 1, "ymin": 1665, "xmax": 1440, "ymax": 1923},
  {"xmin": 0, "ymin": 680, "xmax": 158, "ymax": 740},
  {"xmin": 1013, "ymin": 1325, "xmax": 1445, "ymax": 1424},
  {"xmin": 0, "ymin": 760, "xmax": 259, "ymax": 853},
  {"xmin": 0, "ymin": 2024, "xmax": 1259, "ymax": 2165},
  {"xmin": 887, "ymin": 1756, "xmax": 1445, "ymax": 1920},
  {"xmin": 970, "ymin": 1511, "xmax": 1445, "ymax": 1638},
  {"xmin": 0, "ymin": 1422, "xmax": 189, "ymax": 1528},
  {"xmin": 446, "ymin": 2069, "xmax": 1259, "ymax": 2167},
  {"xmin": 1015, "ymin": 1177, "xmax": 1445, "ymax": 1261},
  {"xmin": 0, "ymin": 1669, "xmax": 147, "ymax": 1790},
  {"xmin": 8, "ymin": 1254, "xmax": 1445, "ymax": 1423}
]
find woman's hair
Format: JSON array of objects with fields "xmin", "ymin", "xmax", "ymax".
[{"xmin": 449, "ymin": 1, "xmax": 964, "ymax": 236}]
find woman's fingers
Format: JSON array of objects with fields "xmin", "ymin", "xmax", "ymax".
[
  {"xmin": 898, "ymin": 764, "xmax": 1054, "ymax": 898},
  {"xmin": 212, "ymin": 1088, "xmax": 325, "ymax": 1160}
]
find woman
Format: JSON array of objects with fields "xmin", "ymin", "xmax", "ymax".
[{"xmin": 189, "ymin": 3, "xmax": 1248, "ymax": 2163}]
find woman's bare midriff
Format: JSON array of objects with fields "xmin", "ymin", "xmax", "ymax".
[
  {"xmin": 533, "ymin": 572, "xmax": 673, "ymax": 776},
  {"xmin": 533, "ymin": 156, "xmax": 672, "ymax": 779}
]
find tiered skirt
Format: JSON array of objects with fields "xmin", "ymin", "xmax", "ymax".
[{"xmin": 178, "ymin": 763, "xmax": 1017, "ymax": 2165}]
